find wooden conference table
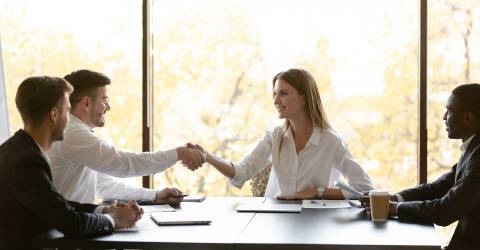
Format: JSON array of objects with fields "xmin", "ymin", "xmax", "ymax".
[{"xmin": 33, "ymin": 197, "xmax": 441, "ymax": 250}]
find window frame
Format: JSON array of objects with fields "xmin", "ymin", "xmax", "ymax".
[{"xmin": 141, "ymin": 0, "xmax": 430, "ymax": 188}]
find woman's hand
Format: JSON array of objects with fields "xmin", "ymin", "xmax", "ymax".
[{"xmin": 277, "ymin": 187, "xmax": 346, "ymax": 200}]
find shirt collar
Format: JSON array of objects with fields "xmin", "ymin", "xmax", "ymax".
[
  {"xmin": 308, "ymin": 127, "xmax": 322, "ymax": 146},
  {"xmin": 460, "ymin": 134, "xmax": 475, "ymax": 153},
  {"xmin": 34, "ymin": 140, "xmax": 50, "ymax": 163},
  {"xmin": 69, "ymin": 113, "xmax": 95, "ymax": 132},
  {"xmin": 284, "ymin": 126, "xmax": 322, "ymax": 146},
  {"xmin": 284, "ymin": 126, "xmax": 294, "ymax": 140}
]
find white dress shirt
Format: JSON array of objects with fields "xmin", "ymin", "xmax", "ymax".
[
  {"xmin": 35, "ymin": 140, "xmax": 114, "ymax": 226},
  {"xmin": 48, "ymin": 114, "xmax": 178, "ymax": 203},
  {"xmin": 230, "ymin": 126, "xmax": 373, "ymax": 198}
]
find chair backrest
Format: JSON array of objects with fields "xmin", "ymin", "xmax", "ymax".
[{"xmin": 250, "ymin": 163, "xmax": 272, "ymax": 197}]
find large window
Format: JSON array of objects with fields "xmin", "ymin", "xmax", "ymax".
[
  {"xmin": 427, "ymin": 0, "xmax": 480, "ymax": 246},
  {"xmin": 427, "ymin": 0, "xmax": 480, "ymax": 182},
  {"xmin": 0, "ymin": 0, "xmax": 143, "ymax": 194},
  {"xmin": 151, "ymin": 0, "xmax": 419, "ymax": 195},
  {"xmin": 2, "ymin": 0, "xmax": 478, "ymax": 199}
]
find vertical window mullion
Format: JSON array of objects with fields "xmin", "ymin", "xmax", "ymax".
[
  {"xmin": 418, "ymin": 0, "xmax": 428, "ymax": 184},
  {"xmin": 142, "ymin": 0, "xmax": 154, "ymax": 188}
]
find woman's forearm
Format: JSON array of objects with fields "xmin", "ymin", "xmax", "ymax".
[
  {"xmin": 323, "ymin": 187, "xmax": 345, "ymax": 200},
  {"xmin": 206, "ymin": 151, "xmax": 235, "ymax": 179}
]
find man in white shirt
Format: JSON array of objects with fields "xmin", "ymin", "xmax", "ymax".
[{"xmin": 48, "ymin": 69, "xmax": 205, "ymax": 204}]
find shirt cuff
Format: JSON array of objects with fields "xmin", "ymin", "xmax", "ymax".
[
  {"xmin": 228, "ymin": 163, "xmax": 246, "ymax": 189},
  {"xmin": 395, "ymin": 194, "xmax": 404, "ymax": 202},
  {"xmin": 104, "ymin": 214, "xmax": 115, "ymax": 228},
  {"xmin": 164, "ymin": 148, "xmax": 178, "ymax": 162},
  {"xmin": 94, "ymin": 205, "xmax": 106, "ymax": 214},
  {"xmin": 143, "ymin": 189, "xmax": 157, "ymax": 201},
  {"xmin": 396, "ymin": 202, "xmax": 401, "ymax": 215}
]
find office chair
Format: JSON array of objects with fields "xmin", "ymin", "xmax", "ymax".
[{"xmin": 250, "ymin": 163, "xmax": 272, "ymax": 197}]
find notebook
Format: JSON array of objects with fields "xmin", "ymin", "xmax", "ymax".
[
  {"xmin": 150, "ymin": 212, "xmax": 212, "ymax": 225},
  {"xmin": 142, "ymin": 204, "xmax": 176, "ymax": 213},
  {"xmin": 236, "ymin": 203, "xmax": 302, "ymax": 213}
]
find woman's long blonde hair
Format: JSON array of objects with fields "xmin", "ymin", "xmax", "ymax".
[{"xmin": 273, "ymin": 68, "xmax": 331, "ymax": 153}]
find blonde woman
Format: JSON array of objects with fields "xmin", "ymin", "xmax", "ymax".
[{"xmin": 191, "ymin": 68, "xmax": 372, "ymax": 199}]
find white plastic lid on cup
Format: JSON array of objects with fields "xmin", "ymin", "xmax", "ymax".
[{"xmin": 369, "ymin": 190, "xmax": 389, "ymax": 196}]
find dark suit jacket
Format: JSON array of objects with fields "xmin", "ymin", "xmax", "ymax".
[
  {"xmin": 398, "ymin": 133, "xmax": 480, "ymax": 250},
  {"xmin": 0, "ymin": 130, "xmax": 114, "ymax": 250}
]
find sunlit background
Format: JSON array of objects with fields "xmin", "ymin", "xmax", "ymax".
[{"xmin": 1, "ymin": 0, "xmax": 479, "ymax": 246}]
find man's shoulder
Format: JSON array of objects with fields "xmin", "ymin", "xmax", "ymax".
[
  {"xmin": 0, "ymin": 136, "xmax": 47, "ymax": 182},
  {"xmin": 467, "ymin": 133, "xmax": 480, "ymax": 154},
  {"xmin": 0, "ymin": 133, "xmax": 38, "ymax": 161},
  {"xmin": 464, "ymin": 136, "xmax": 480, "ymax": 168}
]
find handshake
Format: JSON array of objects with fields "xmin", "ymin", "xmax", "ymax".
[{"xmin": 176, "ymin": 143, "xmax": 208, "ymax": 171}]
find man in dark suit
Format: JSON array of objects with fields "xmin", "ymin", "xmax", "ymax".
[
  {"xmin": 375, "ymin": 83, "xmax": 480, "ymax": 249},
  {"xmin": 0, "ymin": 76, "xmax": 143, "ymax": 250}
]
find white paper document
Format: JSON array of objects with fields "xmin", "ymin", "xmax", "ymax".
[
  {"xmin": 334, "ymin": 180, "xmax": 363, "ymax": 199},
  {"xmin": 142, "ymin": 204, "xmax": 176, "ymax": 213},
  {"xmin": 302, "ymin": 200, "xmax": 351, "ymax": 209},
  {"xmin": 115, "ymin": 225, "xmax": 140, "ymax": 232},
  {"xmin": 236, "ymin": 203, "xmax": 302, "ymax": 213}
]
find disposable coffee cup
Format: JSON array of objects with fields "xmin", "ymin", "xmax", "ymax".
[{"xmin": 369, "ymin": 190, "xmax": 389, "ymax": 222}]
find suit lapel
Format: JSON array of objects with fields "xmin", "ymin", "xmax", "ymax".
[
  {"xmin": 455, "ymin": 133, "xmax": 480, "ymax": 182},
  {"xmin": 455, "ymin": 153, "xmax": 469, "ymax": 181},
  {"xmin": 17, "ymin": 130, "xmax": 53, "ymax": 180}
]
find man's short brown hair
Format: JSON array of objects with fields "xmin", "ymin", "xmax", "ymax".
[
  {"xmin": 64, "ymin": 69, "xmax": 110, "ymax": 108},
  {"xmin": 15, "ymin": 76, "xmax": 73, "ymax": 128}
]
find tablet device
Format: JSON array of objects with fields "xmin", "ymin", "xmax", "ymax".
[
  {"xmin": 137, "ymin": 195, "xmax": 188, "ymax": 205},
  {"xmin": 150, "ymin": 212, "xmax": 212, "ymax": 225},
  {"xmin": 182, "ymin": 195, "xmax": 206, "ymax": 202},
  {"xmin": 236, "ymin": 203, "xmax": 301, "ymax": 213}
]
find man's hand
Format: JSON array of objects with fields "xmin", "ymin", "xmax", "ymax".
[
  {"xmin": 186, "ymin": 143, "xmax": 208, "ymax": 162},
  {"xmin": 102, "ymin": 200, "xmax": 120, "ymax": 214},
  {"xmin": 109, "ymin": 200, "xmax": 144, "ymax": 229},
  {"xmin": 186, "ymin": 143, "xmax": 205, "ymax": 153},
  {"xmin": 155, "ymin": 187, "xmax": 185, "ymax": 204},
  {"xmin": 362, "ymin": 192, "xmax": 399, "ymax": 218},
  {"xmin": 389, "ymin": 201, "xmax": 398, "ymax": 217},
  {"xmin": 277, "ymin": 188, "xmax": 318, "ymax": 200},
  {"xmin": 361, "ymin": 192, "xmax": 398, "ymax": 208},
  {"xmin": 177, "ymin": 146, "xmax": 206, "ymax": 171}
]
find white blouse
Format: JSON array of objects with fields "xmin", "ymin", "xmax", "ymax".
[{"xmin": 230, "ymin": 126, "xmax": 373, "ymax": 198}]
